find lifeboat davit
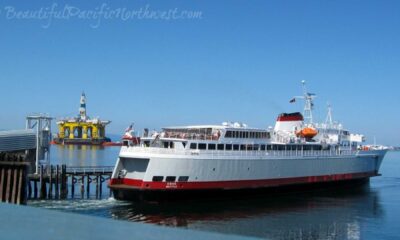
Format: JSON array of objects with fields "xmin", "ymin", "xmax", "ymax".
[{"xmin": 296, "ymin": 127, "xmax": 318, "ymax": 139}]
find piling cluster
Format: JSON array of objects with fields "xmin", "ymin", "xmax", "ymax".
[
  {"xmin": 28, "ymin": 165, "xmax": 112, "ymax": 200},
  {"xmin": 0, "ymin": 153, "xmax": 29, "ymax": 204}
]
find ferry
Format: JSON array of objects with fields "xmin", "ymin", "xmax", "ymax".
[{"xmin": 109, "ymin": 81, "xmax": 387, "ymax": 201}]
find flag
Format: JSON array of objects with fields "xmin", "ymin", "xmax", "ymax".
[
  {"xmin": 289, "ymin": 98, "xmax": 296, "ymax": 103},
  {"xmin": 125, "ymin": 123, "xmax": 133, "ymax": 132}
]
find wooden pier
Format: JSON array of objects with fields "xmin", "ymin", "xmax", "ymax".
[
  {"xmin": 0, "ymin": 153, "xmax": 30, "ymax": 204},
  {"xmin": 28, "ymin": 165, "xmax": 114, "ymax": 200}
]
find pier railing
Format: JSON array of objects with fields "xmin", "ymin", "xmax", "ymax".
[
  {"xmin": 66, "ymin": 166, "xmax": 114, "ymax": 174},
  {"xmin": 28, "ymin": 164, "xmax": 115, "ymax": 200}
]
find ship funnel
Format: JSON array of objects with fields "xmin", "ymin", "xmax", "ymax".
[{"xmin": 274, "ymin": 112, "xmax": 304, "ymax": 133}]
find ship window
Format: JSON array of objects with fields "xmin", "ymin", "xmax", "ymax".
[
  {"xmin": 296, "ymin": 145, "xmax": 302, "ymax": 150},
  {"xmin": 233, "ymin": 144, "xmax": 239, "ymax": 151},
  {"xmin": 245, "ymin": 132, "xmax": 249, "ymax": 138},
  {"xmin": 240, "ymin": 145, "xmax": 246, "ymax": 150},
  {"xmin": 278, "ymin": 145, "xmax": 285, "ymax": 151},
  {"xmin": 226, "ymin": 144, "xmax": 232, "ymax": 150},
  {"xmin": 152, "ymin": 176, "xmax": 163, "ymax": 182},
  {"xmin": 169, "ymin": 142, "xmax": 174, "ymax": 149},
  {"xmin": 144, "ymin": 141, "xmax": 150, "ymax": 147},
  {"xmin": 303, "ymin": 145, "xmax": 311, "ymax": 151},
  {"xmin": 247, "ymin": 145, "xmax": 253, "ymax": 151},
  {"xmin": 198, "ymin": 143, "xmax": 207, "ymax": 150},
  {"xmin": 267, "ymin": 145, "xmax": 272, "ymax": 150},
  {"xmin": 313, "ymin": 145, "xmax": 322, "ymax": 151},
  {"xmin": 253, "ymin": 144, "xmax": 259, "ymax": 151},
  {"xmin": 123, "ymin": 140, "xmax": 129, "ymax": 147},
  {"xmin": 163, "ymin": 142, "xmax": 169, "ymax": 148},
  {"xmin": 217, "ymin": 144, "xmax": 224, "ymax": 150},
  {"xmin": 190, "ymin": 143, "xmax": 197, "ymax": 149},
  {"xmin": 249, "ymin": 132, "xmax": 253, "ymax": 138},
  {"xmin": 208, "ymin": 144, "xmax": 216, "ymax": 150},
  {"xmin": 178, "ymin": 176, "xmax": 189, "ymax": 182},
  {"xmin": 166, "ymin": 176, "xmax": 176, "ymax": 182},
  {"xmin": 225, "ymin": 131, "xmax": 232, "ymax": 138},
  {"xmin": 260, "ymin": 144, "xmax": 266, "ymax": 151}
]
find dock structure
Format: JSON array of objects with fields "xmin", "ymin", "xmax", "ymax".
[
  {"xmin": 0, "ymin": 130, "xmax": 37, "ymax": 204},
  {"xmin": 0, "ymin": 114, "xmax": 53, "ymax": 204},
  {"xmin": 28, "ymin": 165, "xmax": 114, "ymax": 200}
]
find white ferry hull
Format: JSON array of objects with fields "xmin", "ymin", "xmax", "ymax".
[{"xmin": 109, "ymin": 148, "xmax": 386, "ymax": 201}]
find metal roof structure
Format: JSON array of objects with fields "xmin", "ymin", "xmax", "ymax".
[{"xmin": 0, "ymin": 129, "xmax": 36, "ymax": 152}]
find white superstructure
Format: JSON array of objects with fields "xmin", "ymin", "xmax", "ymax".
[{"xmin": 109, "ymin": 82, "xmax": 387, "ymax": 201}]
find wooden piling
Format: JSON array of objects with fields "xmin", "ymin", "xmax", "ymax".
[
  {"xmin": 95, "ymin": 175, "xmax": 99, "ymax": 199},
  {"xmin": 55, "ymin": 165, "xmax": 59, "ymax": 199},
  {"xmin": 28, "ymin": 180, "xmax": 32, "ymax": 199},
  {"xmin": 86, "ymin": 174, "xmax": 91, "ymax": 199},
  {"xmin": 71, "ymin": 176, "xmax": 75, "ymax": 198},
  {"xmin": 60, "ymin": 165, "xmax": 67, "ymax": 199},
  {"xmin": 16, "ymin": 167, "xmax": 24, "ymax": 204},
  {"xmin": 80, "ymin": 176, "xmax": 84, "ymax": 199},
  {"xmin": 39, "ymin": 165, "xmax": 46, "ymax": 199},
  {"xmin": 48, "ymin": 165, "xmax": 53, "ymax": 199},
  {"xmin": 99, "ymin": 176, "xmax": 104, "ymax": 199},
  {"xmin": 33, "ymin": 180, "xmax": 38, "ymax": 199},
  {"xmin": 6, "ymin": 168, "xmax": 12, "ymax": 202},
  {"xmin": 0, "ymin": 168, "xmax": 5, "ymax": 201},
  {"xmin": 11, "ymin": 168, "xmax": 18, "ymax": 203}
]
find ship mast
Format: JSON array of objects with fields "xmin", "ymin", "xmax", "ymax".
[{"xmin": 292, "ymin": 80, "xmax": 316, "ymax": 125}]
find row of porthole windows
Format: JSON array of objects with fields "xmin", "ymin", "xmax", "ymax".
[
  {"xmin": 190, "ymin": 143, "xmax": 327, "ymax": 151},
  {"xmin": 152, "ymin": 176, "xmax": 189, "ymax": 182}
]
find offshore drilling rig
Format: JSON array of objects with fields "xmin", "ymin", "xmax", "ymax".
[{"xmin": 54, "ymin": 93, "xmax": 111, "ymax": 145}]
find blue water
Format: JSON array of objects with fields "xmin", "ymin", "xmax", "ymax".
[{"xmin": 29, "ymin": 146, "xmax": 400, "ymax": 239}]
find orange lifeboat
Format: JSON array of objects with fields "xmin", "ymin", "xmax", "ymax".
[{"xmin": 296, "ymin": 127, "xmax": 318, "ymax": 139}]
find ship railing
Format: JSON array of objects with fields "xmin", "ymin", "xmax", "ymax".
[{"xmin": 123, "ymin": 146, "xmax": 358, "ymax": 158}]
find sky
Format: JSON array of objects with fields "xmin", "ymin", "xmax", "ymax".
[{"xmin": 0, "ymin": 0, "xmax": 399, "ymax": 145}]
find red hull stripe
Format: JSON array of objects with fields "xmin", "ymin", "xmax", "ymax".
[{"xmin": 109, "ymin": 171, "xmax": 377, "ymax": 190}]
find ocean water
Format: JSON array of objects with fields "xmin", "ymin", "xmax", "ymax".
[{"xmin": 29, "ymin": 146, "xmax": 400, "ymax": 239}]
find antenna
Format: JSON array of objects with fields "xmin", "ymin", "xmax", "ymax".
[
  {"xmin": 301, "ymin": 80, "xmax": 316, "ymax": 124},
  {"xmin": 291, "ymin": 80, "xmax": 317, "ymax": 125},
  {"xmin": 325, "ymin": 102, "xmax": 333, "ymax": 126}
]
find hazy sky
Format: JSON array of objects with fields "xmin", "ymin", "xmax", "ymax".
[{"xmin": 0, "ymin": 0, "xmax": 399, "ymax": 145}]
